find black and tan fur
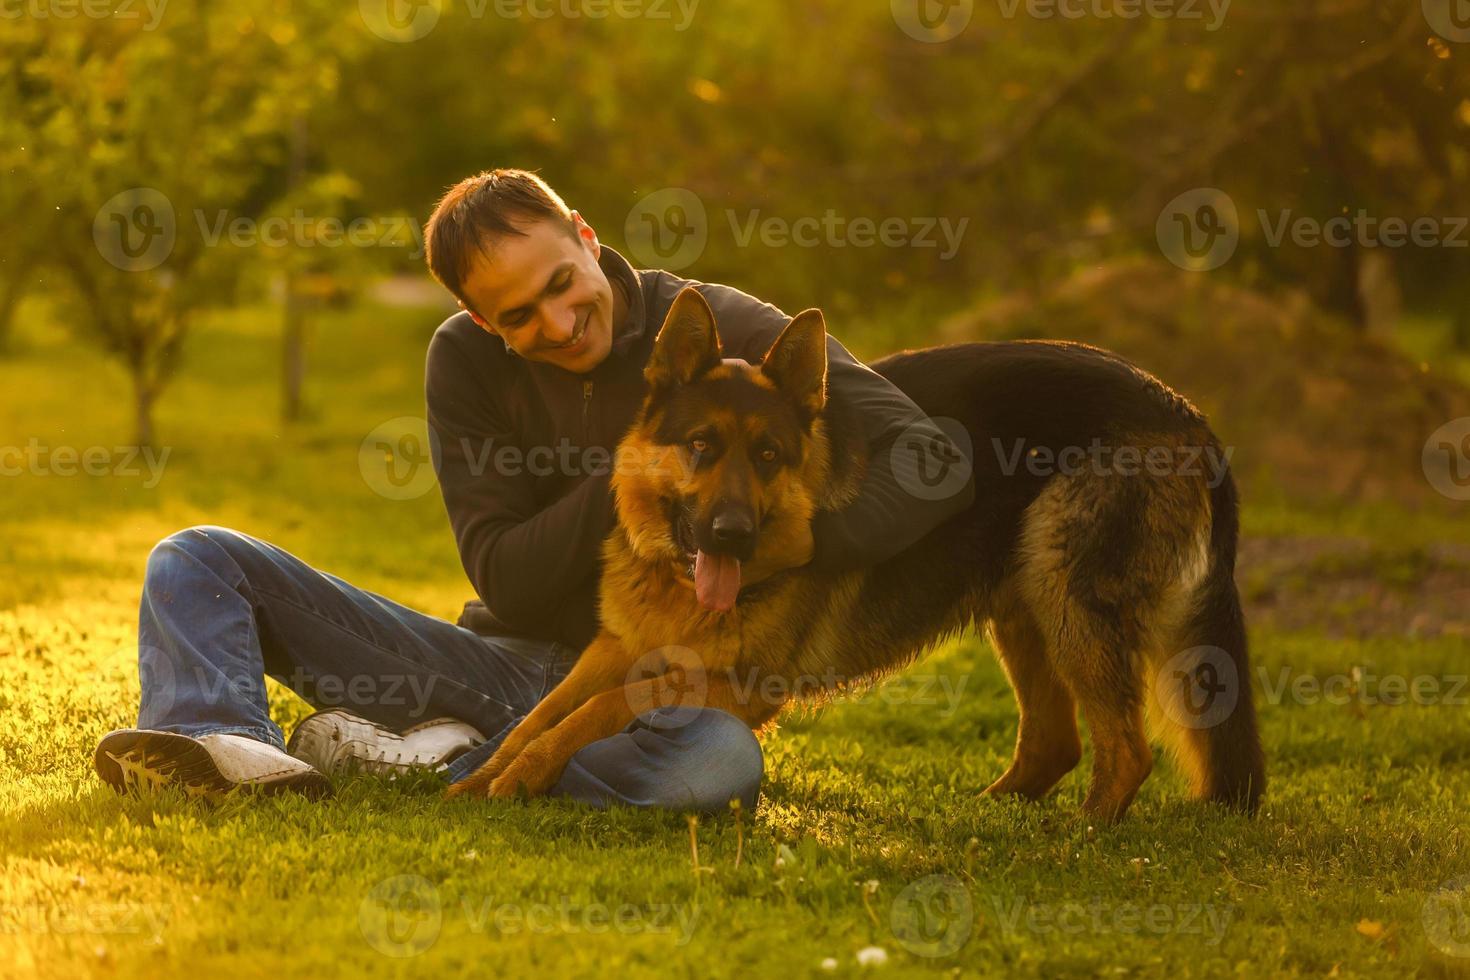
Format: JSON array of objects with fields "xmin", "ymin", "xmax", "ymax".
[{"xmin": 448, "ymin": 287, "xmax": 1266, "ymax": 821}]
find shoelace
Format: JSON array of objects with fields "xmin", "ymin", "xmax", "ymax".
[{"xmin": 363, "ymin": 732, "xmax": 430, "ymax": 770}]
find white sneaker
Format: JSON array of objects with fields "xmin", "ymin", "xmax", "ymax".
[
  {"xmin": 95, "ymin": 729, "xmax": 332, "ymax": 799},
  {"xmin": 286, "ymin": 710, "xmax": 485, "ymax": 776}
]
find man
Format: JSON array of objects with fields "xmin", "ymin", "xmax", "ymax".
[{"xmin": 94, "ymin": 169, "xmax": 974, "ymax": 811}]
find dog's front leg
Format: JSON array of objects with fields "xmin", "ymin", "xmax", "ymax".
[
  {"xmin": 489, "ymin": 672, "xmax": 784, "ymax": 799},
  {"xmin": 446, "ymin": 632, "xmax": 629, "ymax": 799}
]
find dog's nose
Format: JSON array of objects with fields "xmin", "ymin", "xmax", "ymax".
[{"xmin": 711, "ymin": 509, "xmax": 756, "ymax": 555}]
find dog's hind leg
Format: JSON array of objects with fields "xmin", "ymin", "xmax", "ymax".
[
  {"xmin": 1014, "ymin": 473, "xmax": 1160, "ymax": 822},
  {"xmin": 984, "ymin": 591, "xmax": 1082, "ymax": 801},
  {"xmin": 1066, "ymin": 659, "xmax": 1153, "ymax": 823}
]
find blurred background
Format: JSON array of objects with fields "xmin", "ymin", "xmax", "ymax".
[
  {"xmin": 1, "ymin": 0, "xmax": 1467, "ymax": 629},
  {"xmin": 3, "ymin": 5, "xmax": 1470, "ymax": 976}
]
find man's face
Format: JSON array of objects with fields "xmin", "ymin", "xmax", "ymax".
[{"xmin": 458, "ymin": 212, "xmax": 617, "ymax": 374}]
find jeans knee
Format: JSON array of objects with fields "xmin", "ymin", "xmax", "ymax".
[
  {"xmin": 145, "ymin": 526, "xmax": 240, "ymax": 587},
  {"xmin": 645, "ymin": 707, "xmax": 764, "ymax": 812},
  {"xmin": 145, "ymin": 530, "xmax": 195, "ymax": 583}
]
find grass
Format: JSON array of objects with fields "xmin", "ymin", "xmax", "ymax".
[
  {"xmin": 2, "ymin": 300, "xmax": 1468, "ymax": 978},
  {"xmin": 1394, "ymin": 314, "xmax": 1470, "ymax": 389}
]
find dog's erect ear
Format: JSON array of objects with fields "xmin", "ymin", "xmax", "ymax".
[
  {"xmin": 646, "ymin": 287, "xmax": 722, "ymax": 390},
  {"xmin": 761, "ymin": 308, "xmax": 828, "ymax": 422}
]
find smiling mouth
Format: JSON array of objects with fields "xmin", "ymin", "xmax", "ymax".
[{"xmin": 552, "ymin": 313, "xmax": 590, "ymax": 350}]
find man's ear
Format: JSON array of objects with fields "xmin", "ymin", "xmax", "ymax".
[
  {"xmin": 761, "ymin": 308, "xmax": 828, "ymax": 422},
  {"xmin": 646, "ymin": 287, "xmax": 722, "ymax": 390},
  {"xmin": 459, "ymin": 299, "xmax": 490, "ymax": 330},
  {"xmin": 569, "ymin": 210, "xmax": 601, "ymax": 258}
]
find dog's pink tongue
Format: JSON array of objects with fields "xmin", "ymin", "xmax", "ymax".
[{"xmin": 694, "ymin": 550, "xmax": 741, "ymax": 611}]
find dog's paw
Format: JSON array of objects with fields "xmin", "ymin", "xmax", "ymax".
[
  {"xmin": 446, "ymin": 748, "xmax": 529, "ymax": 800},
  {"xmin": 445, "ymin": 768, "xmax": 494, "ymax": 800},
  {"xmin": 486, "ymin": 771, "xmax": 526, "ymax": 799},
  {"xmin": 487, "ymin": 740, "xmax": 562, "ymax": 799},
  {"xmin": 447, "ymin": 748, "xmax": 523, "ymax": 800}
]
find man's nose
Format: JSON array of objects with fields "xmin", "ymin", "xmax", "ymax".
[{"xmin": 540, "ymin": 305, "xmax": 578, "ymax": 345}]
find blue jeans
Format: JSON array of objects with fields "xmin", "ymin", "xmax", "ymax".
[{"xmin": 134, "ymin": 525, "xmax": 763, "ymax": 811}]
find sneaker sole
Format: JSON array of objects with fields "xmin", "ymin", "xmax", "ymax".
[
  {"xmin": 95, "ymin": 730, "xmax": 332, "ymax": 801},
  {"xmin": 285, "ymin": 711, "xmax": 361, "ymax": 776}
]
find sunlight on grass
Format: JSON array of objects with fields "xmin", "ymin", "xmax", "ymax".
[{"xmin": 2, "ymin": 301, "xmax": 1467, "ymax": 978}]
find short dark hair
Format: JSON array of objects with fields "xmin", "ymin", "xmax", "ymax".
[{"xmin": 424, "ymin": 169, "xmax": 576, "ymax": 306}]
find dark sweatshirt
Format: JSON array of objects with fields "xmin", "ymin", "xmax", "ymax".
[{"xmin": 425, "ymin": 246, "xmax": 975, "ymax": 649}]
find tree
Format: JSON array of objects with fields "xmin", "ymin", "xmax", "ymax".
[
  {"xmin": 2, "ymin": 2, "xmax": 362, "ymax": 444},
  {"xmin": 255, "ymin": 168, "xmax": 419, "ymax": 422}
]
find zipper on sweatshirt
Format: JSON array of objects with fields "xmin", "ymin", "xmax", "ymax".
[{"xmin": 581, "ymin": 379, "xmax": 594, "ymax": 441}]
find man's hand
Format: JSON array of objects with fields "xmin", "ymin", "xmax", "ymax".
[{"xmin": 740, "ymin": 517, "xmax": 815, "ymax": 589}]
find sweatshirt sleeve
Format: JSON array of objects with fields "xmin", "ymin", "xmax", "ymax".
[
  {"xmin": 698, "ymin": 283, "xmax": 976, "ymax": 572},
  {"xmin": 425, "ymin": 329, "xmax": 616, "ymax": 634}
]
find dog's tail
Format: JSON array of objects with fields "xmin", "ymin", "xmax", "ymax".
[{"xmin": 1152, "ymin": 460, "xmax": 1265, "ymax": 813}]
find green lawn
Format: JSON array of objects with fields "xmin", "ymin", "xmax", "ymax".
[{"xmin": 2, "ymin": 302, "xmax": 1468, "ymax": 978}]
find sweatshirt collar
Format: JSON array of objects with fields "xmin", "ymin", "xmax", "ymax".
[{"xmin": 600, "ymin": 245, "xmax": 648, "ymax": 358}]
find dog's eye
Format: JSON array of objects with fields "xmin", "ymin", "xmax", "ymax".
[
  {"xmin": 690, "ymin": 438, "xmax": 709, "ymax": 454},
  {"xmin": 760, "ymin": 448, "xmax": 777, "ymax": 463}
]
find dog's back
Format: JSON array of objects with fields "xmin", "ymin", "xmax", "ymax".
[{"xmin": 789, "ymin": 340, "xmax": 1264, "ymax": 819}]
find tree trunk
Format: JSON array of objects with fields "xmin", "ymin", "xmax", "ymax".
[
  {"xmin": 132, "ymin": 371, "xmax": 156, "ymax": 450},
  {"xmin": 282, "ymin": 283, "xmax": 306, "ymax": 422},
  {"xmin": 281, "ymin": 114, "xmax": 309, "ymax": 423},
  {"xmin": 0, "ymin": 263, "xmax": 31, "ymax": 353},
  {"xmin": 1355, "ymin": 249, "xmax": 1400, "ymax": 340},
  {"xmin": 1322, "ymin": 240, "xmax": 1369, "ymax": 330}
]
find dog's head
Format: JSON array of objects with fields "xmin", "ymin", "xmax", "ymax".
[{"xmin": 613, "ymin": 287, "xmax": 830, "ymax": 612}]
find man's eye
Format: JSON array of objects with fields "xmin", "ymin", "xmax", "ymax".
[{"xmin": 551, "ymin": 273, "xmax": 573, "ymax": 294}]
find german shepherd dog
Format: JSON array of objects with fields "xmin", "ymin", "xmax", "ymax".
[{"xmin": 448, "ymin": 287, "xmax": 1265, "ymax": 821}]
